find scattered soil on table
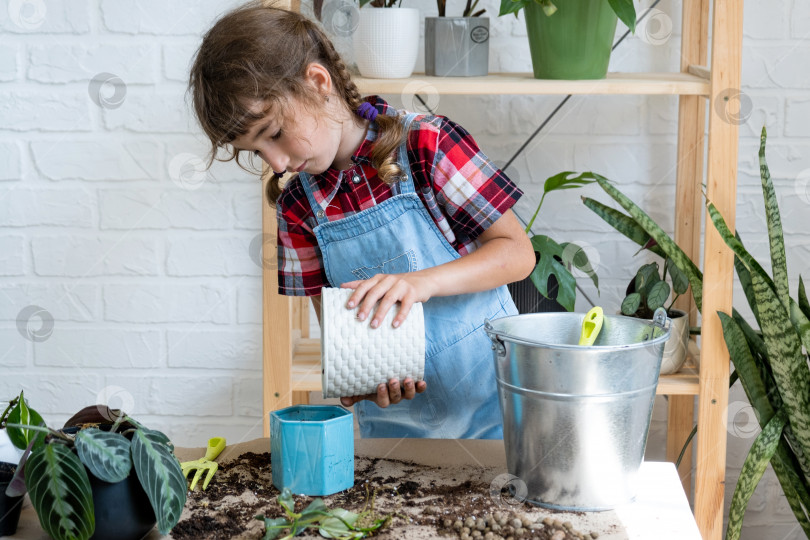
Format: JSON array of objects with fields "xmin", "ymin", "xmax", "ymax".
[{"xmin": 171, "ymin": 452, "xmax": 608, "ymax": 540}]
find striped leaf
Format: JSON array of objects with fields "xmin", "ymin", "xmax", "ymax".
[
  {"xmin": 131, "ymin": 428, "xmax": 187, "ymax": 534},
  {"xmin": 726, "ymin": 411, "xmax": 787, "ymax": 540},
  {"xmin": 771, "ymin": 445, "xmax": 810, "ymax": 539},
  {"xmin": 6, "ymin": 391, "xmax": 46, "ymax": 451},
  {"xmin": 800, "ymin": 277, "xmax": 810, "ymax": 320},
  {"xmin": 593, "ymin": 174, "xmax": 703, "ymax": 312},
  {"xmin": 621, "ymin": 293, "xmax": 641, "ymax": 315},
  {"xmin": 735, "ymin": 251, "xmax": 761, "ymax": 325},
  {"xmin": 758, "ymin": 127, "xmax": 790, "ymax": 309},
  {"xmin": 25, "ymin": 443, "xmax": 95, "ymax": 540},
  {"xmin": 75, "ymin": 428, "xmax": 132, "ymax": 484},
  {"xmin": 709, "ymin": 202, "xmax": 810, "ymax": 482},
  {"xmin": 581, "ymin": 197, "xmax": 666, "ymax": 258},
  {"xmin": 789, "ymin": 298, "xmax": 810, "ymax": 356}
]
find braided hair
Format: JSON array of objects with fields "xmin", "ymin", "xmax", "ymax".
[{"xmin": 188, "ymin": 1, "xmax": 405, "ymax": 204}]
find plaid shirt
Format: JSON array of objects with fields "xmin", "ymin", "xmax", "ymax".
[{"xmin": 276, "ymin": 96, "xmax": 523, "ymax": 296}]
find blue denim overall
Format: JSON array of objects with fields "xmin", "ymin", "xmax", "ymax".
[{"xmin": 298, "ymin": 112, "xmax": 518, "ymax": 439}]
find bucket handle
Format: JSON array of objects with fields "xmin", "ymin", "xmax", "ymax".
[
  {"xmin": 644, "ymin": 307, "xmax": 671, "ymax": 340},
  {"xmin": 484, "ymin": 319, "xmax": 506, "ymax": 357}
]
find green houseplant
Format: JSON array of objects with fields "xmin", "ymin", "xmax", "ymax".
[
  {"xmin": 512, "ymin": 171, "xmax": 600, "ymax": 313},
  {"xmin": 579, "ymin": 130, "xmax": 810, "ymax": 539},
  {"xmin": 498, "ymin": 0, "xmax": 636, "ymax": 79},
  {"xmin": 6, "ymin": 397, "xmax": 187, "ymax": 540},
  {"xmin": 425, "ymin": 0, "xmax": 489, "ymax": 77}
]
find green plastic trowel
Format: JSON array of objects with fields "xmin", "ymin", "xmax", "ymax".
[{"xmin": 578, "ymin": 306, "xmax": 604, "ymax": 346}]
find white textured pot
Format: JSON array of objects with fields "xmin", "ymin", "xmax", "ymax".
[{"xmin": 354, "ymin": 7, "xmax": 419, "ymax": 79}]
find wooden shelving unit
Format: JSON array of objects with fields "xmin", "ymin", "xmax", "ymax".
[{"xmin": 261, "ymin": 2, "xmax": 742, "ymax": 539}]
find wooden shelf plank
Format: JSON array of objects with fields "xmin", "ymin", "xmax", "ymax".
[
  {"xmin": 291, "ymin": 337, "xmax": 701, "ymax": 396},
  {"xmin": 355, "ymin": 71, "xmax": 710, "ymax": 96}
]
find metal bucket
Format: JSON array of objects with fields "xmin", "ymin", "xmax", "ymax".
[{"xmin": 485, "ymin": 310, "xmax": 670, "ymax": 511}]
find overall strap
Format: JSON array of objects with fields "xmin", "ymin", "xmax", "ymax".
[
  {"xmin": 297, "ymin": 170, "xmax": 330, "ymax": 226},
  {"xmin": 393, "ymin": 112, "xmax": 420, "ymax": 196}
]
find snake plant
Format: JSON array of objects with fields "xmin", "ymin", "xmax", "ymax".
[{"xmin": 581, "ymin": 128, "xmax": 810, "ymax": 539}]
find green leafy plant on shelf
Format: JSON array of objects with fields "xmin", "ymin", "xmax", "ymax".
[
  {"xmin": 256, "ymin": 486, "xmax": 392, "ymax": 540},
  {"xmin": 436, "ymin": 0, "xmax": 485, "ymax": 17},
  {"xmin": 499, "ymin": 0, "xmax": 636, "ymax": 31},
  {"xmin": 523, "ymin": 171, "xmax": 600, "ymax": 312},
  {"xmin": 6, "ymin": 398, "xmax": 187, "ymax": 540}
]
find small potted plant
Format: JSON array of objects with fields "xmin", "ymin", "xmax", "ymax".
[
  {"xmin": 6, "ymin": 398, "xmax": 187, "ymax": 540},
  {"xmin": 498, "ymin": 0, "xmax": 636, "ymax": 79},
  {"xmin": 619, "ymin": 256, "xmax": 691, "ymax": 374},
  {"xmin": 425, "ymin": 0, "xmax": 489, "ymax": 77},
  {"xmin": 511, "ymin": 171, "xmax": 600, "ymax": 313},
  {"xmin": 315, "ymin": 0, "xmax": 419, "ymax": 79}
]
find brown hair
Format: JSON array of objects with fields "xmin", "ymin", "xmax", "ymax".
[{"xmin": 188, "ymin": 1, "xmax": 404, "ymax": 204}]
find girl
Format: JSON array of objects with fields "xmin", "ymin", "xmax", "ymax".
[{"xmin": 189, "ymin": 2, "xmax": 535, "ymax": 439}]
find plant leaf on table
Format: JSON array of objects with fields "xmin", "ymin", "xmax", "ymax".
[
  {"xmin": 75, "ymin": 428, "xmax": 132, "ymax": 483},
  {"xmin": 5, "ymin": 390, "xmax": 46, "ymax": 451},
  {"xmin": 25, "ymin": 442, "xmax": 95, "ymax": 540},
  {"xmin": 131, "ymin": 427, "xmax": 187, "ymax": 534}
]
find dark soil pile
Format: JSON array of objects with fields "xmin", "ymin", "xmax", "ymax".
[{"xmin": 171, "ymin": 452, "xmax": 607, "ymax": 540}]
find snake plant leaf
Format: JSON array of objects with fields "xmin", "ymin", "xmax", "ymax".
[
  {"xmin": 607, "ymin": 0, "xmax": 635, "ymax": 33},
  {"xmin": 647, "ymin": 281, "xmax": 670, "ymax": 311},
  {"xmin": 75, "ymin": 428, "xmax": 132, "ymax": 484},
  {"xmin": 581, "ymin": 197, "xmax": 667, "ymax": 258},
  {"xmin": 758, "ymin": 127, "xmax": 790, "ymax": 309},
  {"xmin": 131, "ymin": 428, "xmax": 187, "ymax": 534},
  {"xmin": 725, "ymin": 411, "xmax": 787, "ymax": 540},
  {"xmin": 667, "ymin": 258, "xmax": 689, "ymax": 296},
  {"xmin": 593, "ymin": 174, "xmax": 703, "ymax": 312},
  {"xmin": 6, "ymin": 392, "xmax": 46, "ymax": 451},
  {"xmin": 709, "ymin": 203, "xmax": 810, "ymax": 482},
  {"xmin": 25, "ymin": 443, "xmax": 95, "ymax": 540},
  {"xmin": 319, "ymin": 508, "xmax": 360, "ymax": 538},
  {"xmin": 621, "ymin": 292, "xmax": 641, "ymax": 315},
  {"xmin": 799, "ymin": 277, "xmax": 810, "ymax": 320},
  {"xmin": 529, "ymin": 234, "xmax": 576, "ymax": 312},
  {"xmin": 735, "ymin": 251, "xmax": 761, "ymax": 325}
]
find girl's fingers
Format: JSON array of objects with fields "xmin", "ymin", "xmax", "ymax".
[
  {"xmin": 402, "ymin": 378, "xmax": 416, "ymax": 399},
  {"xmin": 391, "ymin": 298, "xmax": 413, "ymax": 329},
  {"xmin": 416, "ymin": 380, "xmax": 427, "ymax": 393},
  {"xmin": 387, "ymin": 379, "xmax": 402, "ymax": 403},
  {"xmin": 375, "ymin": 383, "xmax": 390, "ymax": 408}
]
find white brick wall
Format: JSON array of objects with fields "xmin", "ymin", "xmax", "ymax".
[{"xmin": 1, "ymin": 0, "xmax": 809, "ymax": 537}]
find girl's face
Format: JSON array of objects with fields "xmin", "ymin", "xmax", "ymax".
[{"xmin": 231, "ymin": 96, "xmax": 343, "ymax": 175}]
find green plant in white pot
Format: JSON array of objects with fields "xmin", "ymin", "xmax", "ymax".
[
  {"xmin": 499, "ymin": 0, "xmax": 636, "ymax": 79},
  {"xmin": 425, "ymin": 0, "xmax": 489, "ymax": 77},
  {"xmin": 7, "ymin": 400, "xmax": 187, "ymax": 540}
]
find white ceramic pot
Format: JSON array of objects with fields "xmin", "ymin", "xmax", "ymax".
[
  {"xmin": 354, "ymin": 7, "xmax": 419, "ymax": 79},
  {"xmin": 658, "ymin": 309, "xmax": 690, "ymax": 375}
]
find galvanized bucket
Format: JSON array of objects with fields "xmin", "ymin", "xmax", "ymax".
[{"xmin": 485, "ymin": 310, "xmax": 670, "ymax": 511}]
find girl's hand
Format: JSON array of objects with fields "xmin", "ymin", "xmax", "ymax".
[
  {"xmin": 341, "ymin": 273, "xmax": 437, "ymax": 329},
  {"xmin": 340, "ymin": 377, "xmax": 427, "ymax": 408}
]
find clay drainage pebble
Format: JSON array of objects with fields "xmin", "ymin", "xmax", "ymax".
[{"xmin": 172, "ymin": 452, "xmax": 602, "ymax": 540}]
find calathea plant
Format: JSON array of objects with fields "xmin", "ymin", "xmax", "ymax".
[{"xmin": 7, "ymin": 401, "xmax": 187, "ymax": 540}]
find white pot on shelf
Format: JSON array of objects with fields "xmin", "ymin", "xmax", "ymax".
[{"xmin": 354, "ymin": 7, "xmax": 419, "ymax": 79}]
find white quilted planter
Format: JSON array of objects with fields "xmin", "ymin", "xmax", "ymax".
[
  {"xmin": 353, "ymin": 8, "xmax": 419, "ymax": 79},
  {"xmin": 320, "ymin": 287, "xmax": 425, "ymax": 398}
]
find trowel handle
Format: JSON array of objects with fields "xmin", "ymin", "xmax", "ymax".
[{"xmin": 204, "ymin": 437, "xmax": 226, "ymax": 461}]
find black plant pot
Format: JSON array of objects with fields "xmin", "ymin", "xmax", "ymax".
[
  {"xmin": 508, "ymin": 273, "xmax": 567, "ymax": 314},
  {"xmin": 0, "ymin": 461, "xmax": 24, "ymax": 536},
  {"xmin": 88, "ymin": 470, "xmax": 156, "ymax": 540}
]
